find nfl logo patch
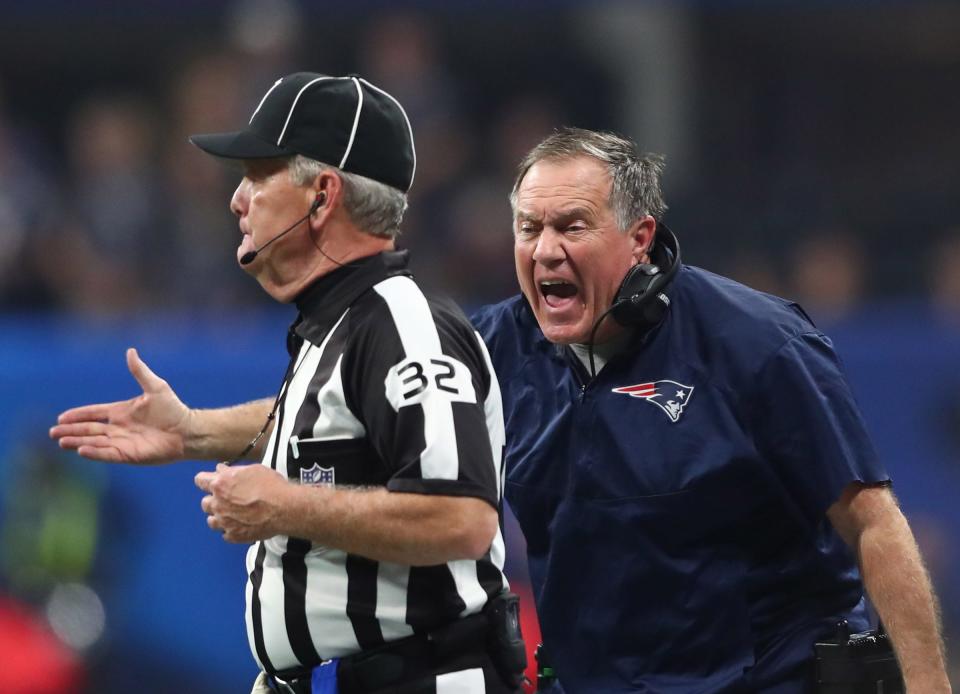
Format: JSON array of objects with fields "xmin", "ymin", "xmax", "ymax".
[{"xmin": 300, "ymin": 463, "xmax": 335, "ymax": 487}]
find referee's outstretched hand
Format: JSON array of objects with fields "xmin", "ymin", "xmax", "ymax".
[{"xmin": 49, "ymin": 347, "xmax": 191, "ymax": 465}]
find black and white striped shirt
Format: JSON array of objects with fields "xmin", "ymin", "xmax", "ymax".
[{"xmin": 245, "ymin": 251, "xmax": 508, "ymax": 675}]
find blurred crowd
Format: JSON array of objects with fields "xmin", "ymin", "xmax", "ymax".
[{"xmin": 0, "ymin": 1, "xmax": 957, "ymax": 324}]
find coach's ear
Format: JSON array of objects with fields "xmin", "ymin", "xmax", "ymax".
[{"xmin": 629, "ymin": 215, "xmax": 657, "ymax": 264}]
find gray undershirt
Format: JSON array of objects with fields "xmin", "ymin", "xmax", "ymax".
[{"xmin": 568, "ymin": 327, "xmax": 635, "ymax": 375}]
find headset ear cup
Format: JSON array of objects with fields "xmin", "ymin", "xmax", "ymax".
[
  {"xmin": 602, "ymin": 223, "xmax": 681, "ymax": 334},
  {"xmin": 641, "ymin": 293, "xmax": 669, "ymax": 327},
  {"xmin": 611, "ymin": 263, "xmax": 661, "ymax": 328}
]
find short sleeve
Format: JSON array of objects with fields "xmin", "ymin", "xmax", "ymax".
[
  {"xmin": 343, "ymin": 285, "xmax": 500, "ymax": 509},
  {"xmin": 750, "ymin": 331, "xmax": 889, "ymax": 528}
]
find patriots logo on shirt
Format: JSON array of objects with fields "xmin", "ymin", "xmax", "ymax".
[
  {"xmin": 300, "ymin": 463, "xmax": 335, "ymax": 487},
  {"xmin": 611, "ymin": 380, "xmax": 695, "ymax": 423}
]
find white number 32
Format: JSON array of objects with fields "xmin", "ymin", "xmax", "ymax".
[{"xmin": 384, "ymin": 356, "xmax": 477, "ymax": 409}]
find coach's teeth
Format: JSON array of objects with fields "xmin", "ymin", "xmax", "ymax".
[{"xmin": 540, "ymin": 280, "xmax": 578, "ymax": 299}]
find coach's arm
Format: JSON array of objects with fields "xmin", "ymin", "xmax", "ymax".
[
  {"xmin": 827, "ymin": 483, "xmax": 951, "ymax": 693},
  {"xmin": 195, "ymin": 463, "xmax": 499, "ymax": 566},
  {"xmin": 51, "ymin": 348, "xmax": 273, "ymax": 464}
]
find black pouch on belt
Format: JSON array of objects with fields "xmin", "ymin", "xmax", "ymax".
[
  {"xmin": 483, "ymin": 591, "xmax": 528, "ymax": 687},
  {"xmin": 813, "ymin": 620, "xmax": 904, "ymax": 693}
]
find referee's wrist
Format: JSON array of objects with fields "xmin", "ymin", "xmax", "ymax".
[
  {"xmin": 276, "ymin": 483, "xmax": 335, "ymax": 545},
  {"xmin": 180, "ymin": 407, "xmax": 206, "ymax": 460}
]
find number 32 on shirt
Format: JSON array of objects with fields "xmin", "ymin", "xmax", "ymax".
[{"xmin": 384, "ymin": 356, "xmax": 477, "ymax": 410}]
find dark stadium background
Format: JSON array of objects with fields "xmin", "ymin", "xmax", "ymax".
[{"xmin": 0, "ymin": 1, "xmax": 958, "ymax": 691}]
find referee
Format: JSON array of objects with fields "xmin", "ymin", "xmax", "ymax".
[{"xmin": 51, "ymin": 72, "xmax": 524, "ymax": 694}]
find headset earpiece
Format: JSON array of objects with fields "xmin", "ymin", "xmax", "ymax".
[
  {"xmin": 608, "ymin": 223, "xmax": 681, "ymax": 330},
  {"xmin": 311, "ymin": 191, "xmax": 327, "ymax": 213},
  {"xmin": 611, "ymin": 264, "xmax": 667, "ymax": 328}
]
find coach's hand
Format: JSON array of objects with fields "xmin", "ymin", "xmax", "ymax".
[
  {"xmin": 50, "ymin": 347, "xmax": 191, "ymax": 465},
  {"xmin": 196, "ymin": 463, "xmax": 289, "ymax": 543}
]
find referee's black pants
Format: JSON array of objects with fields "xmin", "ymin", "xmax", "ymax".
[{"xmin": 342, "ymin": 650, "xmax": 521, "ymax": 694}]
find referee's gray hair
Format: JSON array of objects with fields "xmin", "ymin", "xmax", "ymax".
[
  {"xmin": 288, "ymin": 155, "xmax": 407, "ymax": 240},
  {"xmin": 509, "ymin": 127, "xmax": 667, "ymax": 231}
]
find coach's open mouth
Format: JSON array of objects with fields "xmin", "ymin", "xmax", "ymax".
[{"xmin": 540, "ymin": 280, "xmax": 578, "ymax": 309}]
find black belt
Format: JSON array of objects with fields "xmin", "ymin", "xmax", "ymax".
[
  {"xmin": 269, "ymin": 612, "xmax": 491, "ymax": 694},
  {"xmin": 814, "ymin": 621, "xmax": 903, "ymax": 693}
]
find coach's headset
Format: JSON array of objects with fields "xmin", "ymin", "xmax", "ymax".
[{"xmin": 584, "ymin": 221, "xmax": 681, "ymax": 377}]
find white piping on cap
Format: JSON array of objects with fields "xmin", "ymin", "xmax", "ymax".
[
  {"xmin": 250, "ymin": 78, "xmax": 284, "ymax": 123},
  {"xmin": 338, "ymin": 77, "xmax": 364, "ymax": 170},
  {"xmin": 359, "ymin": 77, "xmax": 416, "ymax": 191},
  {"xmin": 277, "ymin": 75, "xmax": 342, "ymax": 146}
]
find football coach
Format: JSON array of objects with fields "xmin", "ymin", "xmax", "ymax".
[{"xmin": 471, "ymin": 127, "xmax": 950, "ymax": 693}]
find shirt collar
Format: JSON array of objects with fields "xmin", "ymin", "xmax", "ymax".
[
  {"xmin": 568, "ymin": 327, "xmax": 636, "ymax": 373},
  {"xmin": 291, "ymin": 250, "xmax": 412, "ymax": 347}
]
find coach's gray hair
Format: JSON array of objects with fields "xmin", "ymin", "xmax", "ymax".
[
  {"xmin": 288, "ymin": 155, "xmax": 407, "ymax": 240},
  {"xmin": 509, "ymin": 127, "xmax": 667, "ymax": 231}
]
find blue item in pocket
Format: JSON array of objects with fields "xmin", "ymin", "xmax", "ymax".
[{"xmin": 311, "ymin": 658, "xmax": 340, "ymax": 694}]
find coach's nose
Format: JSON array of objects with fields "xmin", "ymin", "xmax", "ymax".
[{"xmin": 532, "ymin": 228, "xmax": 566, "ymax": 265}]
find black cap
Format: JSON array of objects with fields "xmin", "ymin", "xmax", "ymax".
[{"xmin": 189, "ymin": 72, "xmax": 416, "ymax": 193}]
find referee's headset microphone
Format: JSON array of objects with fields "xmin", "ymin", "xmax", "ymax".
[
  {"xmin": 585, "ymin": 222, "xmax": 681, "ymax": 377},
  {"xmin": 239, "ymin": 191, "xmax": 326, "ymax": 266}
]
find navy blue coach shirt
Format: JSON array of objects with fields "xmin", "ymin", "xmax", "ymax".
[{"xmin": 472, "ymin": 265, "xmax": 889, "ymax": 693}]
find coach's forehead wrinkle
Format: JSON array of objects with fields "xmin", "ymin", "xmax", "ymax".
[
  {"xmin": 519, "ymin": 181, "xmax": 607, "ymax": 203},
  {"xmin": 516, "ymin": 195, "xmax": 606, "ymax": 228},
  {"xmin": 518, "ymin": 158, "xmax": 611, "ymax": 209}
]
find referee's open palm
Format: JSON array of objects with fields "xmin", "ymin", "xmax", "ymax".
[{"xmin": 50, "ymin": 348, "xmax": 190, "ymax": 465}]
